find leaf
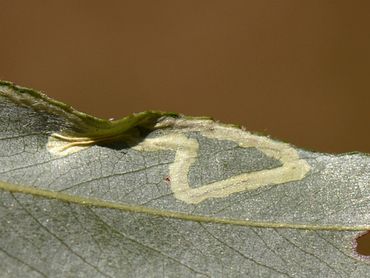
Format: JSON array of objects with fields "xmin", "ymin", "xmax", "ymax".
[{"xmin": 0, "ymin": 81, "xmax": 369, "ymax": 277}]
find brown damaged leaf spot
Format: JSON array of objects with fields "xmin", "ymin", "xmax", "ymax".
[{"xmin": 355, "ymin": 231, "xmax": 370, "ymax": 257}]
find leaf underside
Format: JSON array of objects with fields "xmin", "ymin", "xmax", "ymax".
[{"xmin": 0, "ymin": 81, "xmax": 369, "ymax": 278}]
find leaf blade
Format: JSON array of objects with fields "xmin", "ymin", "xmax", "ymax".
[{"xmin": 1, "ymin": 81, "xmax": 369, "ymax": 277}]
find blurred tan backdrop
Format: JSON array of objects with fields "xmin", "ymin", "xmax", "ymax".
[
  {"xmin": 0, "ymin": 0, "xmax": 369, "ymax": 254},
  {"xmin": 0, "ymin": 0, "xmax": 369, "ymax": 154}
]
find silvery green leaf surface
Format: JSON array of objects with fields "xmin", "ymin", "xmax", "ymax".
[{"xmin": 0, "ymin": 81, "xmax": 369, "ymax": 278}]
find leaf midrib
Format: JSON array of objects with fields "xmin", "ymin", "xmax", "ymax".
[{"xmin": 0, "ymin": 180, "xmax": 367, "ymax": 232}]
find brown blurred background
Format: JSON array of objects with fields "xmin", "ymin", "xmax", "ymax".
[
  {"xmin": 0, "ymin": 1, "xmax": 369, "ymax": 154},
  {"xmin": 0, "ymin": 0, "xmax": 369, "ymax": 254}
]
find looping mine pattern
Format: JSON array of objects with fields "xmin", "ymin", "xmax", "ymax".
[
  {"xmin": 133, "ymin": 122, "xmax": 311, "ymax": 204},
  {"xmin": 48, "ymin": 118, "xmax": 311, "ymax": 204}
]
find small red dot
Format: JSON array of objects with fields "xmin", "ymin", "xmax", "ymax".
[{"xmin": 164, "ymin": 176, "xmax": 171, "ymax": 184}]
